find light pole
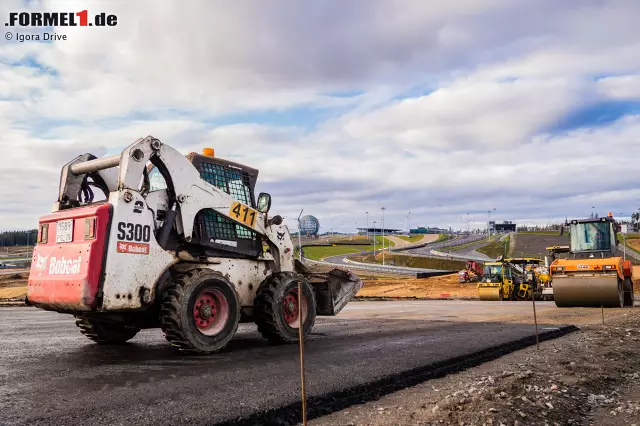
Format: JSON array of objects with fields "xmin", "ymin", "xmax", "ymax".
[
  {"xmin": 297, "ymin": 209, "xmax": 304, "ymax": 262},
  {"xmin": 381, "ymin": 207, "xmax": 386, "ymax": 266},
  {"xmin": 366, "ymin": 211, "xmax": 369, "ymax": 241},
  {"xmin": 488, "ymin": 208, "xmax": 496, "ymax": 241},
  {"xmin": 620, "ymin": 212, "xmax": 627, "ymax": 261},
  {"xmin": 373, "ymin": 221, "xmax": 377, "ymax": 259},
  {"xmin": 408, "ymin": 211, "xmax": 411, "ymax": 235}
]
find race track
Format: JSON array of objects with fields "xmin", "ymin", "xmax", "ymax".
[{"xmin": 0, "ymin": 302, "xmax": 574, "ymax": 425}]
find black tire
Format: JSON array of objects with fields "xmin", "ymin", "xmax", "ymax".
[
  {"xmin": 254, "ymin": 272, "xmax": 317, "ymax": 344},
  {"xmin": 623, "ymin": 277, "xmax": 635, "ymax": 307},
  {"xmin": 159, "ymin": 269, "xmax": 241, "ymax": 354},
  {"xmin": 75, "ymin": 317, "xmax": 140, "ymax": 344}
]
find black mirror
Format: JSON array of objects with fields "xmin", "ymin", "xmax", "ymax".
[
  {"xmin": 257, "ymin": 192, "xmax": 271, "ymax": 213},
  {"xmin": 268, "ymin": 215, "xmax": 283, "ymax": 226}
]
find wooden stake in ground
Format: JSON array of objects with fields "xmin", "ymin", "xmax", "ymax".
[
  {"xmin": 531, "ymin": 282, "xmax": 539, "ymax": 350},
  {"xmin": 298, "ymin": 280, "xmax": 308, "ymax": 426},
  {"xmin": 602, "ymin": 305, "xmax": 605, "ymax": 325}
]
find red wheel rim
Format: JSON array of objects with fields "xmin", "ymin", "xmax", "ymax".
[
  {"xmin": 283, "ymin": 287, "xmax": 307, "ymax": 329},
  {"xmin": 193, "ymin": 287, "xmax": 229, "ymax": 336}
]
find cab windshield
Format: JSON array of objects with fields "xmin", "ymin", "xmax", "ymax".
[
  {"xmin": 570, "ymin": 221, "xmax": 614, "ymax": 251},
  {"xmin": 148, "ymin": 166, "xmax": 167, "ymax": 192},
  {"xmin": 483, "ymin": 265, "xmax": 503, "ymax": 282}
]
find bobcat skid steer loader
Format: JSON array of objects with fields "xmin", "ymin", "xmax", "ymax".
[{"xmin": 26, "ymin": 136, "xmax": 363, "ymax": 354}]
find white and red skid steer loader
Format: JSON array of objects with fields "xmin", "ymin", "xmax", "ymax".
[{"xmin": 26, "ymin": 136, "xmax": 363, "ymax": 354}]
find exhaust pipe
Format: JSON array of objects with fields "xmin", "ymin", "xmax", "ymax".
[{"xmin": 69, "ymin": 155, "xmax": 120, "ymax": 175}]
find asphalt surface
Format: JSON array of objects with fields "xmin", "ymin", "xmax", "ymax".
[{"xmin": 0, "ymin": 302, "xmax": 570, "ymax": 426}]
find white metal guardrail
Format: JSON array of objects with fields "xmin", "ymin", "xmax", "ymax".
[
  {"xmin": 303, "ymin": 258, "xmax": 420, "ymax": 275},
  {"xmin": 429, "ymin": 248, "xmax": 491, "ymax": 262}
]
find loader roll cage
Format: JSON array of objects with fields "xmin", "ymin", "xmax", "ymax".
[{"xmin": 52, "ymin": 136, "xmax": 279, "ymax": 262}]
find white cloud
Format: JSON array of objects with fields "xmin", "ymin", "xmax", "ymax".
[{"xmin": 597, "ymin": 75, "xmax": 640, "ymax": 100}]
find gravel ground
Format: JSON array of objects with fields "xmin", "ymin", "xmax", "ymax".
[{"xmin": 310, "ymin": 309, "xmax": 640, "ymax": 426}]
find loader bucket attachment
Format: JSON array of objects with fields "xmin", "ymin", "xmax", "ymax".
[{"xmin": 295, "ymin": 261, "xmax": 363, "ymax": 316}]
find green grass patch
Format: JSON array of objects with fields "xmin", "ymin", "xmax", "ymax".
[
  {"xmin": 446, "ymin": 237, "xmax": 490, "ymax": 252},
  {"xmin": 301, "ymin": 244, "xmax": 374, "ymax": 261},
  {"xmin": 396, "ymin": 235, "xmax": 424, "ymax": 243},
  {"xmin": 374, "ymin": 236, "xmax": 395, "ymax": 247},
  {"xmin": 476, "ymin": 237, "xmax": 510, "ymax": 259},
  {"xmin": 352, "ymin": 253, "xmax": 466, "ymax": 271},
  {"xmin": 434, "ymin": 234, "xmax": 450, "ymax": 243}
]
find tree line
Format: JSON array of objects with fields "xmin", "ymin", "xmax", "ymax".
[{"xmin": 0, "ymin": 230, "xmax": 38, "ymax": 247}]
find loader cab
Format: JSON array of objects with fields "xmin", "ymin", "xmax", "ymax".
[
  {"xmin": 146, "ymin": 149, "xmax": 264, "ymax": 258},
  {"xmin": 188, "ymin": 150, "xmax": 263, "ymax": 258},
  {"xmin": 567, "ymin": 215, "xmax": 618, "ymax": 259}
]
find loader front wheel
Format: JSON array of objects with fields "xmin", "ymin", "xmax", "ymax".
[
  {"xmin": 75, "ymin": 317, "xmax": 140, "ymax": 344},
  {"xmin": 160, "ymin": 270, "xmax": 240, "ymax": 354},
  {"xmin": 254, "ymin": 272, "xmax": 316, "ymax": 344}
]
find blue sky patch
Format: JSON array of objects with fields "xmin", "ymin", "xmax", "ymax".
[{"xmin": 547, "ymin": 100, "xmax": 640, "ymax": 133}]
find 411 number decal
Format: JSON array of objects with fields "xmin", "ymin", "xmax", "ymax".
[{"xmin": 229, "ymin": 201, "xmax": 258, "ymax": 228}]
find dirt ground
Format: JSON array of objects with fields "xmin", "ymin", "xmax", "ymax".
[
  {"xmin": 0, "ymin": 272, "xmax": 28, "ymax": 300},
  {"xmin": 0, "ymin": 245, "xmax": 32, "ymax": 256},
  {"xmin": 355, "ymin": 265, "xmax": 640, "ymax": 300},
  {"xmin": 357, "ymin": 273, "xmax": 478, "ymax": 299},
  {"xmin": 627, "ymin": 238, "xmax": 640, "ymax": 256},
  {"xmin": 311, "ymin": 308, "xmax": 640, "ymax": 426}
]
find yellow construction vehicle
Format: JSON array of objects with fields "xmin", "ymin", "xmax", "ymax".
[
  {"xmin": 550, "ymin": 213, "xmax": 634, "ymax": 308},
  {"xmin": 478, "ymin": 257, "xmax": 544, "ymax": 301},
  {"xmin": 478, "ymin": 260, "xmax": 515, "ymax": 300},
  {"xmin": 539, "ymin": 245, "xmax": 571, "ymax": 300}
]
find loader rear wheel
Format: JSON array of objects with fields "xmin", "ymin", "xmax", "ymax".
[
  {"xmin": 254, "ymin": 272, "xmax": 316, "ymax": 344},
  {"xmin": 75, "ymin": 317, "xmax": 140, "ymax": 344},
  {"xmin": 623, "ymin": 277, "xmax": 635, "ymax": 307},
  {"xmin": 159, "ymin": 270, "xmax": 240, "ymax": 354}
]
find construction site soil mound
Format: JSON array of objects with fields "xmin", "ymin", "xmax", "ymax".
[
  {"xmin": 357, "ymin": 273, "xmax": 478, "ymax": 299},
  {"xmin": 626, "ymin": 237, "xmax": 640, "ymax": 253},
  {"xmin": 0, "ymin": 272, "xmax": 28, "ymax": 300},
  {"xmin": 511, "ymin": 233, "xmax": 569, "ymax": 259},
  {"xmin": 353, "ymin": 253, "xmax": 467, "ymax": 271}
]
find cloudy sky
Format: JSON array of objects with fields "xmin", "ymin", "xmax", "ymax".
[{"xmin": 1, "ymin": 0, "xmax": 640, "ymax": 233}]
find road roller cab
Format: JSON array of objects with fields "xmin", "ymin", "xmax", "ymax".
[{"xmin": 550, "ymin": 214, "xmax": 634, "ymax": 308}]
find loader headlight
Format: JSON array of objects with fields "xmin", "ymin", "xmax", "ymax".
[
  {"xmin": 84, "ymin": 217, "xmax": 96, "ymax": 240},
  {"xmin": 37, "ymin": 223, "xmax": 48, "ymax": 244},
  {"xmin": 604, "ymin": 265, "xmax": 614, "ymax": 270}
]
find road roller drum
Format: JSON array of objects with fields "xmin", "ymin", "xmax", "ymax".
[
  {"xmin": 478, "ymin": 287, "xmax": 502, "ymax": 301},
  {"xmin": 553, "ymin": 276, "xmax": 623, "ymax": 308}
]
